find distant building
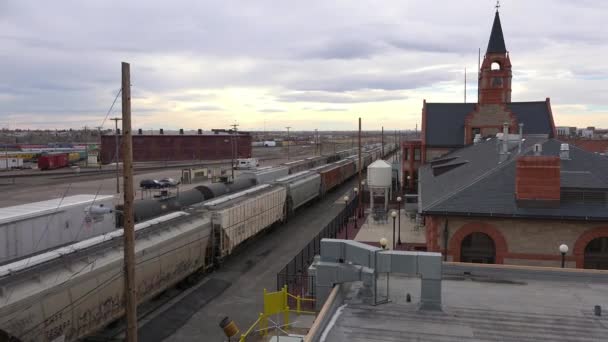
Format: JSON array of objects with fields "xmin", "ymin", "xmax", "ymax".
[
  {"xmin": 100, "ymin": 129, "xmax": 252, "ymax": 164},
  {"xmin": 556, "ymin": 126, "xmax": 577, "ymax": 137},
  {"xmin": 402, "ymin": 10, "xmax": 557, "ymax": 191},
  {"xmin": 419, "ymin": 136, "xmax": 608, "ymax": 269}
]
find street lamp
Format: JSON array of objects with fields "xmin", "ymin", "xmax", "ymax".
[
  {"xmin": 397, "ymin": 196, "xmax": 402, "ymax": 245},
  {"xmin": 360, "ymin": 180, "xmax": 366, "ymax": 218},
  {"xmin": 353, "ymin": 187, "xmax": 359, "ymax": 226},
  {"xmin": 391, "ymin": 211, "xmax": 397, "ymax": 250},
  {"xmin": 406, "ymin": 175, "xmax": 411, "ymax": 194},
  {"xmin": 559, "ymin": 244, "xmax": 569, "ymax": 268},
  {"xmin": 380, "ymin": 237, "xmax": 388, "ymax": 250},
  {"xmin": 343, "ymin": 195, "xmax": 350, "ymax": 240}
]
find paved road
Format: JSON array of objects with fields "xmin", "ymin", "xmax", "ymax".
[{"xmin": 149, "ymin": 179, "xmax": 356, "ymax": 342}]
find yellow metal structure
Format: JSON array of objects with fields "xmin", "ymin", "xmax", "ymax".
[{"xmin": 238, "ymin": 286, "xmax": 316, "ymax": 341}]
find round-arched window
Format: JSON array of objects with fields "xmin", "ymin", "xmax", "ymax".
[{"xmin": 491, "ymin": 62, "xmax": 501, "ymax": 70}]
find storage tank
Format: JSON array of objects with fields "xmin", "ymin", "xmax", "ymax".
[{"xmin": 367, "ymin": 160, "xmax": 392, "ymax": 188}]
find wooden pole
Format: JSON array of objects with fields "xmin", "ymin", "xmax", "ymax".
[
  {"xmin": 358, "ymin": 118, "xmax": 362, "ymax": 218},
  {"xmin": 121, "ymin": 61, "xmax": 138, "ymax": 342}
]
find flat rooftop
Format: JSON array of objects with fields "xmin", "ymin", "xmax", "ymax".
[{"xmin": 321, "ymin": 264, "xmax": 608, "ymax": 342}]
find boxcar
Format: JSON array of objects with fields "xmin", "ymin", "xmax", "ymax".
[{"xmin": 37, "ymin": 153, "xmax": 69, "ymax": 170}]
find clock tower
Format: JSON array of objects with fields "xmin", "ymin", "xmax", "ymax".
[{"xmin": 478, "ymin": 9, "xmax": 512, "ymax": 104}]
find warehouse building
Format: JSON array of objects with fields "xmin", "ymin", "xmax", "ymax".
[{"xmin": 100, "ymin": 129, "xmax": 252, "ymax": 164}]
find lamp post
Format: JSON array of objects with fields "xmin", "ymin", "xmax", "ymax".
[
  {"xmin": 397, "ymin": 196, "xmax": 402, "ymax": 245},
  {"xmin": 391, "ymin": 211, "xmax": 397, "ymax": 250},
  {"xmin": 343, "ymin": 195, "xmax": 350, "ymax": 240},
  {"xmin": 380, "ymin": 238, "xmax": 388, "ymax": 250},
  {"xmin": 406, "ymin": 175, "xmax": 411, "ymax": 194},
  {"xmin": 353, "ymin": 187, "xmax": 359, "ymax": 227},
  {"xmin": 360, "ymin": 180, "xmax": 366, "ymax": 218},
  {"xmin": 559, "ymin": 244, "xmax": 568, "ymax": 268}
]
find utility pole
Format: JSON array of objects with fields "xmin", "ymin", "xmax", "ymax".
[
  {"xmin": 314, "ymin": 129, "xmax": 318, "ymax": 156},
  {"xmin": 230, "ymin": 122, "xmax": 239, "ymax": 181},
  {"xmin": 96, "ymin": 126, "xmax": 103, "ymax": 169},
  {"xmin": 84, "ymin": 126, "xmax": 89, "ymax": 167},
  {"xmin": 121, "ymin": 61, "xmax": 138, "ymax": 342},
  {"xmin": 381, "ymin": 126, "xmax": 384, "ymax": 157},
  {"xmin": 358, "ymin": 118, "xmax": 362, "ymax": 218},
  {"xmin": 285, "ymin": 126, "xmax": 291, "ymax": 160},
  {"xmin": 110, "ymin": 117, "xmax": 122, "ymax": 193}
]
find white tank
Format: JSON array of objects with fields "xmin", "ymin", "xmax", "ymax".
[{"xmin": 367, "ymin": 160, "xmax": 392, "ymax": 187}]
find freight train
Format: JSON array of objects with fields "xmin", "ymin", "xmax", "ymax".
[{"xmin": 0, "ymin": 144, "xmax": 396, "ymax": 342}]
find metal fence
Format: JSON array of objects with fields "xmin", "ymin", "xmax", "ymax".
[{"xmin": 277, "ymin": 193, "xmax": 359, "ymax": 297}]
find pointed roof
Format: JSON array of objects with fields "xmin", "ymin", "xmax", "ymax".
[{"xmin": 486, "ymin": 11, "xmax": 507, "ymax": 54}]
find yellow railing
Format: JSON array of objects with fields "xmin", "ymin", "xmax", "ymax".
[{"xmin": 238, "ymin": 285, "xmax": 317, "ymax": 341}]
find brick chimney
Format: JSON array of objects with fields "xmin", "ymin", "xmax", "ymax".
[{"xmin": 515, "ymin": 156, "xmax": 560, "ymax": 207}]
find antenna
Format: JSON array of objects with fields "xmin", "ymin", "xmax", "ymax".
[
  {"xmin": 464, "ymin": 67, "xmax": 467, "ymax": 103},
  {"xmin": 495, "ymin": 0, "xmax": 501, "ymax": 12}
]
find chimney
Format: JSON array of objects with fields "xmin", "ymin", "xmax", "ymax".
[
  {"xmin": 160, "ymin": 128, "xmax": 164, "ymax": 135},
  {"xmin": 518, "ymin": 123, "xmax": 524, "ymax": 153},
  {"xmin": 560, "ymin": 143, "xmax": 570, "ymax": 160},
  {"xmin": 515, "ymin": 156, "xmax": 560, "ymax": 208},
  {"xmin": 501, "ymin": 122, "xmax": 509, "ymax": 154},
  {"xmin": 179, "ymin": 128, "xmax": 184, "ymax": 135}
]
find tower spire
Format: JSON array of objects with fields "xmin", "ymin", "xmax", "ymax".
[{"xmin": 487, "ymin": 7, "xmax": 507, "ymax": 54}]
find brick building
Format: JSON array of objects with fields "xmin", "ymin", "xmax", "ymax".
[
  {"xmin": 419, "ymin": 135, "xmax": 608, "ymax": 269},
  {"xmin": 100, "ymin": 129, "xmax": 252, "ymax": 164},
  {"xmin": 402, "ymin": 10, "xmax": 557, "ymax": 191}
]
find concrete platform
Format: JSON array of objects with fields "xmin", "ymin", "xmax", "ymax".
[{"xmin": 354, "ymin": 208, "xmax": 425, "ymax": 250}]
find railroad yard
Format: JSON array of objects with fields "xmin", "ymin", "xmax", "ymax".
[{"xmin": 0, "ymin": 139, "xmax": 397, "ymax": 342}]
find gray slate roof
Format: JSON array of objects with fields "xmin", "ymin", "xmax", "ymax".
[
  {"xmin": 487, "ymin": 11, "xmax": 507, "ymax": 53},
  {"xmin": 424, "ymin": 102, "xmax": 554, "ymax": 147},
  {"xmin": 419, "ymin": 137, "xmax": 608, "ymax": 220}
]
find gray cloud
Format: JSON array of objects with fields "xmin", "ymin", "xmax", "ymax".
[
  {"xmin": 188, "ymin": 105, "xmax": 224, "ymax": 111},
  {"xmin": 1, "ymin": 0, "xmax": 607, "ymax": 128}
]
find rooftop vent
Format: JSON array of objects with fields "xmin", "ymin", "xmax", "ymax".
[
  {"xmin": 179, "ymin": 128, "xmax": 184, "ymax": 135},
  {"xmin": 160, "ymin": 128, "xmax": 164, "ymax": 135},
  {"xmin": 560, "ymin": 143, "xmax": 570, "ymax": 160},
  {"xmin": 198, "ymin": 129, "xmax": 202, "ymax": 135},
  {"xmin": 533, "ymin": 143, "xmax": 542, "ymax": 155},
  {"xmin": 138, "ymin": 128, "xmax": 143, "ymax": 135},
  {"xmin": 473, "ymin": 134, "xmax": 482, "ymax": 144}
]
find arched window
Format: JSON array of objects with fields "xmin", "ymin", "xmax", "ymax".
[
  {"xmin": 491, "ymin": 62, "xmax": 501, "ymax": 70},
  {"xmin": 584, "ymin": 237, "xmax": 608, "ymax": 270},
  {"xmin": 460, "ymin": 232, "xmax": 496, "ymax": 264}
]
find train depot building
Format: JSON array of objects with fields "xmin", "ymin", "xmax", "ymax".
[
  {"xmin": 403, "ymin": 10, "xmax": 608, "ymax": 269},
  {"xmin": 100, "ymin": 129, "xmax": 252, "ymax": 164},
  {"xmin": 402, "ymin": 10, "xmax": 556, "ymax": 191}
]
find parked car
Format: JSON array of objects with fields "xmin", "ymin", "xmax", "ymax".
[
  {"xmin": 140, "ymin": 179, "xmax": 162, "ymax": 189},
  {"xmin": 158, "ymin": 178, "xmax": 179, "ymax": 188}
]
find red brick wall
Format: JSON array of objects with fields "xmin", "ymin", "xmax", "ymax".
[
  {"xmin": 561, "ymin": 138, "xmax": 608, "ymax": 154},
  {"xmin": 100, "ymin": 134, "xmax": 252, "ymax": 164},
  {"xmin": 515, "ymin": 156, "xmax": 560, "ymax": 201}
]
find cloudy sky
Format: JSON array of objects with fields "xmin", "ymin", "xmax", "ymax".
[{"xmin": 1, "ymin": 0, "xmax": 607, "ymax": 131}]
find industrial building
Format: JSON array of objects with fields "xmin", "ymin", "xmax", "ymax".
[{"xmin": 100, "ymin": 129, "xmax": 252, "ymax": 164}]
